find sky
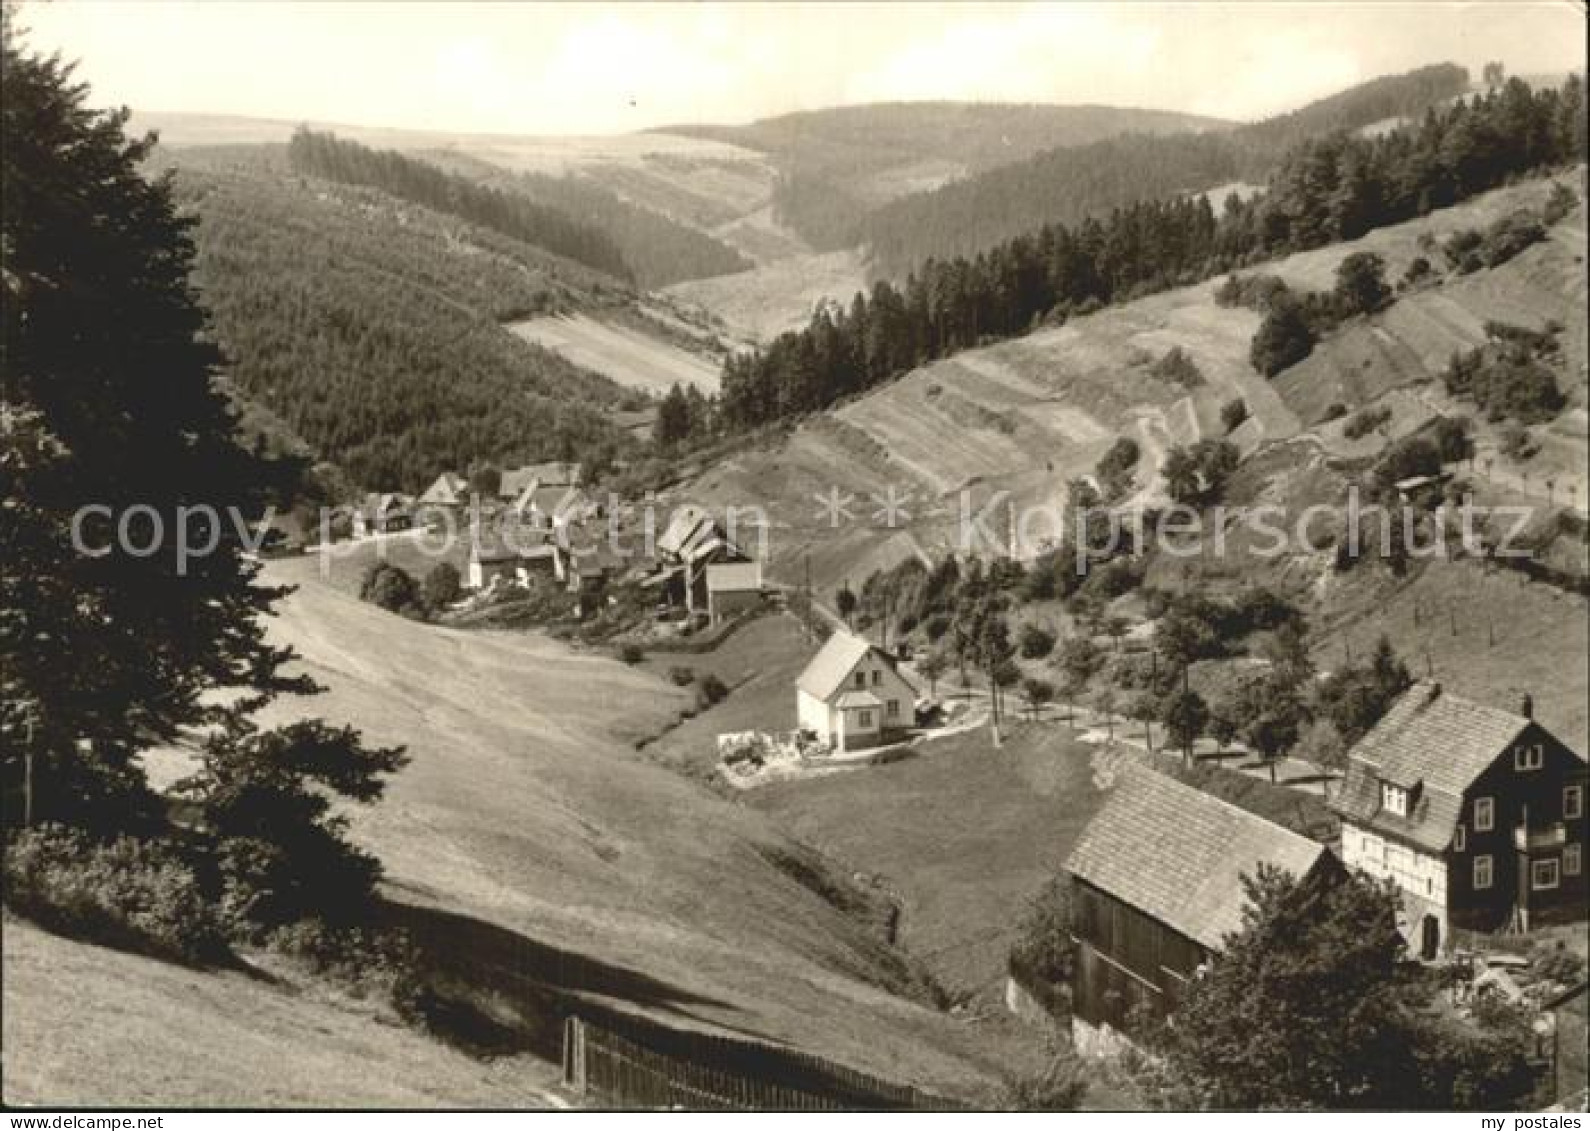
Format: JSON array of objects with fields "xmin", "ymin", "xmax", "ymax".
[{"xmin": 17, "ymin": 1, "xmax": 1589, "ymax": 137}]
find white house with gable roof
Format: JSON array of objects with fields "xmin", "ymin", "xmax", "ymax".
[{"xmin": 796, "ymin": 630, "xmax": 916, "ymax": 751}]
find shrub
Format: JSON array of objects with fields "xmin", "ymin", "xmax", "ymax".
[
  {"xmin": 420, "ymin": 562, "xmax": 462, "ymax": 613},
  {"xmin": 1499, "ymin": 424, "xmax": 1535, "ymax": 461},
  {"xmin": 360, "ymin": 563, "xmax": 424, "ymax": 617},
  {"xmin": 1344, "ymin": 406, "xmax": 1392, "ymax": 440},
  {"xmin": 1215, "ymin": 272, "xmax": 1290, "ymax": 311},
  {"xmin": 3, "ymin": 824, "xmax": 226, "ymax": 964},
  {"xmin": 695, "ymin": 673, "xmax": 729, "ymax": 709},
  {"xmin": 668, "ymin": 665, "xmax": 696, "ymax": 687},
  {"xmin": 617, "ymin": 642, "xmax": 645, "ymax": 664},
  {"xmin": 1019, "ymin": 623, "xmax": 1057, "ymax": 659},
  {"xmin": 1401, "ymin": 256, "xmax": 1434, "ymax": 288},
  {"xmin": 1542, "ymin": 181, "xmax": 1579, "ymax": 225},
  {"xmin": 923, "ymin": 613, "xmax": 951, "ymax": 641},
  {"xmin": 1150, "ymin": 346, "xmax": 1203, "ymax": 388},
  {"xmin": 1480, "ymin": 210, "xmax": 1546, "ymax": 267},
  {"xmin": 1220, "ymin": 398, "xmax": 1248, "ymax": 433},
  {"xmin": 1249, "ymin": 298, "xmax": 1317, "ymax": 377}
]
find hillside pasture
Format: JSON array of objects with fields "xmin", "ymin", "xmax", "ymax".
[
  {"xmin": 508, "ymin": 313, "xmax": 721, "ymax": 395},
  {"xmin": 751, "ymin": 724, "xmax": 1108, "ymax": 1003},
  {"xmin": 2, "ymin": 917, "xmax": 562, "ymax": 1107},
  {"xmin": 73, "ymin": 561, "xmax": 1007, "ymax": 1104},
  {"xmin": 664, "ymin": 249, "xmax": 869, "ymax": 344}
]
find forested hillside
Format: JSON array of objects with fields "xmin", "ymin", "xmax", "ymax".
[
  {"xmin": 663, "ymin": 102, "xmax": 1229, "ymax": 251},
  {"xmin": 175, "ymin": 157, "xmax": 638, "ymax": 491},
  {"xmin": 859, "ymin": 64, "xmax": 1474, "ymax": 272},
  {"xmin": 422, "ymin": 150, "xmax": 754, "ymax": 289},
  {"xmin": 286, "ymin": 128, "xmax": 634, "ymax": 281},
  {"xmin": 719, "ymin": 76, "xmax": 1584, "ymax": 430}
]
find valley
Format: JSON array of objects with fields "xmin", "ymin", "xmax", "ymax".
[{"xmin": 10, "ymin": 23, "xmax": 1589, "ymax": 1110}]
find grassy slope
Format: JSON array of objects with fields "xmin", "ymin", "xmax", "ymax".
[
  {"xmin": 662, "ymin": 249, "xmax": 869, "ymax": 344},
  {"xmin": 506, "ymin": 313, "xmax": 720, "ymax": 395},
  {"xmin": 752, "ymin": 724, "xmax": 1107, "ymax": 1003},
  {"xmin": 2, "ymin": 917, "xmax": 562, "ymax": 1108},
  {"xmin": 5, "ymin": 562, "xmax": 1008, "ymax": 1105}
]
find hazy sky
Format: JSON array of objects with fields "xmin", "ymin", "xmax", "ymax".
[{"xmin": 18, "ymin": 1, "xmax": 1588, "ymax": 136}]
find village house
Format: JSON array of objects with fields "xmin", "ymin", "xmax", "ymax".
[
  {"xmin": 351, "ymin": 492, "xmax": 414, "ymax": 537},
  {"xmin": 705, "ymin": 561, "xmax": 763, "ymax": 624},
  {"xmin": 647, "ymin": 504, "xmax": 752, "ymax": 616},
  {"xmin": 795, "ymin": 630, "xmax": 917, "ymax": 751},
  {"xmin": 466, "ymin": 528, "xmax": 562, "ymax": 590},
  {"xmin": 1062, "ymin": 767, "xmax": 1339, "ymax": 1048},
  {"xmin": 1331, "ymin": 682, "xmax": 1588, "ymax": 958}
]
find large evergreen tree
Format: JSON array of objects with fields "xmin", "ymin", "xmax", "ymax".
[{"xmin": 1, "ymin": 24, "xmax": 399, "ymax": 862}]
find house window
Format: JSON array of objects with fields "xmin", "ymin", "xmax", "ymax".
[
  {"xmin": 1381, "ymin": 782, "xmax": 1408, "ymax": 816},
  {"xmin": 886, "ymin": 699, "xmax": 900, "ymax": 718},
  {"xmin": 1565, "ymin": 844, "xmax": 1582, "ymax": 877},
  {"xmin": 858, "ymin": 710, "xmax": 873, "ymax": 728},
  {"xmin": 854, "ymin": 672, "xmax": 866, "ymax": 689},
  {"xmin": 871, "ymin": 670, "xmax": 882, "ymax": 687},
  {"xmin": 1566, "ymin": 785, "xmax": 1584, "ymax": 820},
  {"xmin": 1473, "ymin": 796, "xmax": 1495, "ymax": 832},
  {"xmin": 1453, "ymin": 824, "xmax": 1466, "ymax": 852},
  {"xmin": 1514, "ymin": 744, "xmax": 1544, "ymax": 771},
  {"xmin": 1532, "ymin": 859, "xmax": 1560, "ymax": 891},
  {"xmin": 1473, "ymin": 855, "xmax": 1493, "ymax": 890}
]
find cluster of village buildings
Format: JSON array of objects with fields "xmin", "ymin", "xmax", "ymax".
[
  {"xmin": 334, "ymin": 462, "xmax": 765, "ymax": 623},
  {"xmin": 789, "ymin": 628, "xmax": 1586, "ymax": 1101}
]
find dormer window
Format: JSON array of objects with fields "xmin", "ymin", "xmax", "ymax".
[
  {"xmin": 1514, "ymin": 744, "xmax": 1544, "ymax": 772},
  {"xmin": 1381, "ymin": 782, "xmax": 1409, "ymax": 817}
]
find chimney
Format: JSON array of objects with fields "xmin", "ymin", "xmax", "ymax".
[{"xmin": 1520, "ymin": 692, "xmax": 1534, "ymax": 720}]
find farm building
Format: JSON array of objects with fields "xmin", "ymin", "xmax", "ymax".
[
  {"xmin": 352, "ymin": 492, "xmax": 414, "ymax": 537},
  {"xmin": 651, "ymin": 504, "xmax": 751, "ymax": 616},
  {"xmin": 1064, "ymin": 767, "xmax": 1338, "ymax": 1048},
  {"xmin": 1331, "ymin": 682, "xmax": 1587, "ymax": 957},
  {"xmin": 795, "ymin": 630, "xmax": 916, "ymax": 751},
  {"xmin": 705, "ymin": 562, "xmax": 763, "ymax": 624},
  {"xmin": 467, "ymin": 530, "xmax": 562, "ymax": 590}
]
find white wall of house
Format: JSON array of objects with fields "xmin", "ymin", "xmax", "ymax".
[
  {"xmin": 1342, "ymin": 823, "xmax": 1450, "ymax": 950},
  {"xmin": 1342, "ymin": 824, "xmax": 1449, "ymax": 905},
  {"xmin": 798, "ymin": 656, "xmax": 916, "ymax": 747},
  {"xmin": 798, "ymin": 688, "xmax": 833, "ymax": 740}
]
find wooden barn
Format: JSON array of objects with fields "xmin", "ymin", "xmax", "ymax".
[{"xmin": 1063, "ymin": 767, "xmax": 1337, "ymax": 1048}]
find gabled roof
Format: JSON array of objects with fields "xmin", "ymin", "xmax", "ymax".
[
  {"xmin": 658, "ymin": 505, "xmax": 712, "ymax": 558},
  {"xmin": 517, "ymin": 461, "xmax": 582, "ymax": 488},
  {"xmin": 834, "ymin": 689, "xmax": 883, "ymax": 710},
  {"xmin": 1330, "ymin": 682, "xmax": 1540, "ymax": 853},
  {"xmin": 797, "ymin": 630, "xmax": 884, "ymax": 701},
  {"xmin": 1066, "ymin": 766, "xmax": 1332, "ymax": 952},
  {"xmin": 706, "ymin": 562, "xmax": 762, "ymax": 593},
  {"xmin": 471, "ymin": 527, "xmax": 551, "ymax": 563},
  {"xmin": 499, "ymin": 468, "xmax": 540, "ymax": 500},
  {"xmin": 418, "ymin": 472, "xmax": 467, "ymax": 504}
]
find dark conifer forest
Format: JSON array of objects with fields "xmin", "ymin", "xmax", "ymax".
[
  {"xmin": 719, "ymin": 76, "xmax": 1585, "ymax": 430},
  {"xmin": 178, "ymin": 161, "xmax": 636, "ymax": 491},
  {"xmin": 857, "ymin": 64, "xmax": 1476, "ymax": 272},
  {"xmin": 287, "ymin": 128, "xmax": 635, "ymax": 281}
]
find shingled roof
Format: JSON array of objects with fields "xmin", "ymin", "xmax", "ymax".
[
  {"xmin": 1330, "ymin": 682, "xmax": 1531, "ymax": 853},
  {"xmin": 797, "ymin": 631, "xmax": 881, "ymax": 701},
  {"xmin": 1065, "ymin": 767, "xmax": 1331, "ymax": 952}
]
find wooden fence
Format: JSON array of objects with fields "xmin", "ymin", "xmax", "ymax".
[{"xmin": 561, "ymin": 1011, "xmax": 960, "ymax": 1111}]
